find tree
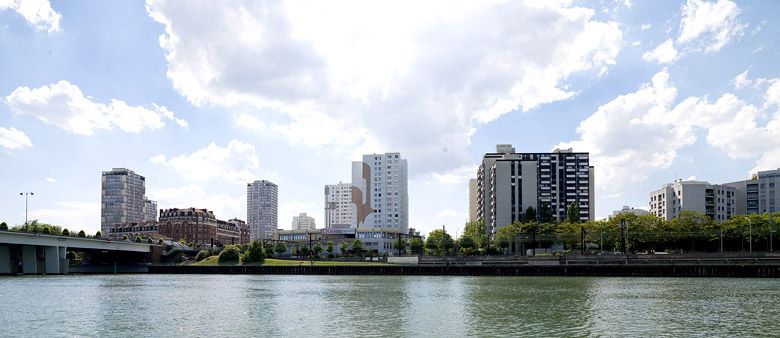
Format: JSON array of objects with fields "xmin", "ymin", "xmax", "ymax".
[
  {"xmin": 241, "ymin": 240, "xmax": 265, "ymax": 265},
  {"xmin": 218, "ymin": 245, "xmax": 240, "ymax": 264},
  {"xmin": 426, "ymin": 229, "xmax": 454, "ymax": 256},
  {"xmin": 393, "ymin": 236, "xmax": 406, "ymax": 255},
  {"xmin": 462, "ymin": 221, "xmax": 488, "ymax": 252},
  {"xmin": 274, "ymin": 242, "xmax": 287, "ymax": 255},
  {"xmin": 0, "ymin": 222, "xmax": 8, "ymax": 231},
  {"xmin": 135, "ymin": 235, "xmax": 143, "ymax": 243},
  {"xmin": 122, "ymin": 235, "xmax": 129, "ymax": 241},
  {"xmin": 340, "ymin": 241, "xmax": 350, "ymax": 256},
  {"xmin": 567, "ymin": 202, "xmax": 580, "ymax": 223},
  {"xmin": 95, "ymin": 230, "xmax": 102, "ymax": 238},
  {"xmin": 62, "ymin": 228, "xmax": 69, "ymax": 236},
  {"xmin": 459, "ymin": 236, "xmax": 477, "ymax": 255},
  {"xmin": 265, "ymin": 244, "xmax": 275, "ymax": 257},
  {"xmin": 351, "ymin": 239, "xmax": 364, "ymax": 256},
  {"xmin": 78, "ymin": 230, "xmax": 86, "ymax": 238},
  {"xmin": 539, "ymin": 203, "xmax": 554, "ymax": 223},
  {"xmin": 42, "ymin": 226, "xmax": 51, "ymax": 234},
  {"xmin": 326, "ymin": 241, "xmax": 335, "ymax": 255},
  {"xmin": 524, "ymin": 207, "xmax": 537, "ymax": 222},
  {"xmin": 313, "ymin": 242, "xmax": 324, "ymax": 257},
  {"xmin": 409, "ymin": 237, "xmax": 424, "ymax": 256},
  {"xmin": 300, "ymin": 246, "xmax": 310, "ymax": 257},
  {"xmin": 195, "ymin": 250, "xmax": 211, "ymax": 261}
]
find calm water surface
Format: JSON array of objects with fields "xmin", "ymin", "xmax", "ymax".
[{"xmin": 1, "ymin": 275, "xmax": 778, "ymax": 337}]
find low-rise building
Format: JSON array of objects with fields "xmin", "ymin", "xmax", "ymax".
[
  {"xmin": 107, "ymin": 221, "xmax": 161, "ymax": 240},
  {"xmin": 650, "ymin": 180, "xmax": 735, "ymax": 221},
  {"xmin": 158, "ymin": 208, "xmax": 249, "ymax": 246},
  {"xmin": 272, "ymin": 227, "xmax": 406, "ymax": 255}
]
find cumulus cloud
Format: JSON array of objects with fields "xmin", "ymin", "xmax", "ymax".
[
  {"xmin": 151, "ymin": 140, "xmax": 260, "ymax": 184},
  {"xmin": 45, "ymin": 177, "xmax": 56, "ymax": 182},
  {"xmin": 642, "ymin": 39, "xmax": 679, "ymax": 64},
  {"xmin": 145, "ymin": 0, "xmax": 623, "ymax": 175},
  {"xmin": 0, "ymin": 0, "xmax": 60, "ymax": 33},
  {"xmin": 560, "ymin": 70, "xmax": 780, "ymax": 198},
  {"xmin": 5, "ymin": 81, "xmax": 187, "ymax": 135},
  {"xmin": 0, "ymin": 126, "xmax": 32, "ymax": 149},
  {"xmin": 642, "ymin": 0, "xmax": 744, "ymax": 64}
]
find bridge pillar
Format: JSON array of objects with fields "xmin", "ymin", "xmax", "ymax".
[
  {"xmin": 22, "ymin": 245, "xmax": 37, "ymax": 274},
  {"xmin": 44, "ymin": 246, "xmax": 60, "ymax": 274},
  {"xmin": 59, "ymin": 246, "xmax": 68, "ymax": 274},
  {"xmin": 0, "ymin": 246, "xmax": 10, "ymax": 274}
]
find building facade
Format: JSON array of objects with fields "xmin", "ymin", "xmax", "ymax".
[
  {"xmin": 273, "ymin": 227, "xmax": 405, "ymax": 255},
  {"xmin": 468, "ymin": 178, "xmax": 478, "ymax": 222},
  {"xmin": 292, "ymin": 212, "xmax": 316, "ymax": 230},
  {"xmin": 101, "ymin": 168, "xmax": 146, "ymax": 236},
  {"xmin": 476, "ymin": 145, "xmax": 594, "ymax": 235},
  {"xmin": 726, "ymin": 169, "xmax": 780, "ymax": 214},
  {"xmin": 351, "ymin": 153, "xmax": 409, "ymax": 233},
  {"xmin": 611, "ymin": 206, "xmax": 649, "ymax": 218},
  {"xmin": 158, "ymin": 208, "xmax": 249, "ymax": 245},
  {"xmin": 649, "ymin": 180, "xmax": 736, "ymax": 221},
  {"xmin": 324, "ymin": 182, "xmax": 353, "ymax": 228},
  {"xmin": 143, "ymin": 197, "xmax": 157, "ymax": 222},
  {"xmin": 247, "ymin": 180, "xmax": 278, "ymax": 241}
]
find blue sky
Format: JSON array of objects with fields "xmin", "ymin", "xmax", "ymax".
[{"xmin": 1, "ymin": 0, "xmax": 779, "ymax": 237}]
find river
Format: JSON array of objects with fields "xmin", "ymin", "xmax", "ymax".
[{"xmin": 0, "ymin": 275, "xmax": 777, "ymax": 337}]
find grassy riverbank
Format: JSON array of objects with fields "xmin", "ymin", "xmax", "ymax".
[{"xmin": 190, "ymin": 256, "xmax": 387, "ymax": 267}]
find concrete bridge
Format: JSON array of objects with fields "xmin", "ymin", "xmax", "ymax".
[{"xmin": 0, "ymin": 231, "xmax": 151, "ymax": 275}]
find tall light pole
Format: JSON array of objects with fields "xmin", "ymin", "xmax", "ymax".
[{"xmin": 19, "ymin": 192, "xmax": 33, "ymax": 226}]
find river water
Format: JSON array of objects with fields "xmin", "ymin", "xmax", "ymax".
[{"xmin": 0, "ymin": 275, "xmax": 778, "ymax": 337}]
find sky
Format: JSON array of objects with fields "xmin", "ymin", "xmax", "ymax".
[{"xmin": 1, "ymin": 0, "xmax": 779, "ymax": 237}]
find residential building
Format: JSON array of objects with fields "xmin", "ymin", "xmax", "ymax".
[
  {"xmin": 468, "ymin": 178, "xmax": 478, "ymax": 222},
  {"xmin": 649, "ymin": 180, "xmax": 735, "ymax": 221},
  {"xmin": 107, "ymin": 221, "xmax": 160, "ymax": 240},
  {"xmin": 101, "ymin": 168, "xmax": 146, "ymax": 236},
  {"xmin": 611, "ymin": 206, "xmax": 649, "ymax": 218},
  {"xmin": 292, "ymin": 212, "xmax": 316, "ymax": 230},
  {"xmin": 476, "ymin": 145, "xmax": 594, "ymax": 236},
  {"xmin": 324, "ymin": 182, "xmax": 353, "ymax": 228},
  {"xmin": 273, "ymin": 227, "xmax": 405, "ymax": 255},
  {"xmin": 143, "ymin": 197, "xmax": 157, "ymax": 222},
  {"xmin": 158, "ymin": 208, "xmax": 249, "ymax": 245},
  {"xmin": 351, "ymin": 152, "xmax": 409, "ymax": 233},
  {"xmin": 726, "ymin": 169, "xmax": 780, "ymax": 214},
  {"xmin": 247, "ymin": 180, "xmax": 278, "ymax": 241}
]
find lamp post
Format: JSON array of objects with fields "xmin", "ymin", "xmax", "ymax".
[{"xmin": 19, "ymin": 192, "xmax": 33, "ymax": 226}]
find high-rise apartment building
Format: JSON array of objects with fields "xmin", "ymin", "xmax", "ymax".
[
  {"xmin": 143, "ymin": 197, "xmax": 157, "ymax": 222},
  {"xmin": 468, "ymin": 178, "xmax": 478, "ymax": 222},
  {"xmin": 101, "ymin": 168, "xmax": 146, "ymax": 236},
  {"xmin": 292, "ymin": 212, "xmax": 316, "ymax": 230},
  {"xmin": 649, "ymin": 180, "xmax": 735, "ymax": 221},
  {"xmin": 247, "ymin": 180, "xmax": 278, "ymax": 241},
  {"xmin": 476, "ymin": 145, "xmax": 594, "ymax": 235},
  {"xmin": 325, "ymin": 182, "xmax": 353, "ymax": 228},
  {"xmin": 351, "ymin": 152, "xmax": 408, "ymax": 233},
  {"xmin": 726, "ymin": 169, "xmax": 780, "ymax": 214}
]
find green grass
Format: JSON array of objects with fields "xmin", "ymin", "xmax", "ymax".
[{"xmin": 188, "ymin": 256, "xmax": 386, "ymax": 267}]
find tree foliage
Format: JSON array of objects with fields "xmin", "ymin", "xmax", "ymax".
[
  {"xmin": 425, "ymin": 229, "xmax": 454, "ymax": 256},
  {"xmin": 409, "ymin": 237, "xmax": 424, "ymax": 256},
  {"xmin": 241, "ymin": 240, "xmax": 265, "ymax": 264},
  {"xmin": 274, "ymin": 242, "xmax": 287, "ymax": 255},
  {"xmin": 567, "ymin": 202, "xmax": 580, "ymax": 223},
  {"xmin": 351, "ymin": 239, "xmax": 364, "ymax": 255},
  {"xmin": 524, "ymin": 207, "xmax": 537, "ymax": 222},
  {"xmin": 78, "ymin": 230, "xmax": 86, "ymax": 238},
  {"xmin": 95, "ymin": 231, "xmax": 102, "ymax": 238},
  {"xmin": 195, "ymin": 250, "xmax": 211, "ymax": 262},
  {"xmin": 313, "ymin": 242, "xmax": 324, "ymax": 256},
  {"xmin": 1, "ymin": 222, "xmax": 9, "ymax": 231},
  {"xmin": 218, "ymin": 245, "xmax": 241, "ymax": 263}
]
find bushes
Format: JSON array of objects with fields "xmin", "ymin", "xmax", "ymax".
[
  {"xmin": 195, "ymin": 250, "xmax": 211, "ymax": 262},
  {"xmin": 135, "ymin": 235, "xmax": 143, "ymax": 243},
  {"xmin": 241, "ymin": 240, "xmax": 265, "ymax": 265},
  {"xmin": 42, "ymin": 226, "xmax": 51, "ymax": 234},
  {"xmin": 95, "ymin": 231, "xmax": 102, "ymax": 238},
  {"xmin": 0, "ymin": 222, "xmax": 8, "ymax": 231},
  {"xmin": 218, "ymin": 245, "xmax": 240, "ymax": 264},
  {"xmin": 78, "ymin": 230, "xmax": 86, "ymax": 238},
  {"xmin": 122, "ymin": 235, "xmax": 129, "ymax": 241},
  {"xmin": 62, "ymin": 228, "xmax": 70, "ymax": 236}
]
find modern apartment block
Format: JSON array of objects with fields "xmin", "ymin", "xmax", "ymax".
[
  {"xmin": 143, "ymin": 197, "xmax": 157, "ymax": 222},
  {"xmin": 292, "ymin": 212, "xmax": 316, "ymax": 230},
  {"xmin": 611, "ymin": 206, "xmax": 649, "ymax": 218},
  {"xmin": 476, "ymin": 145, "xmax": 594, "ymax": 235},
  {"xmin": 101, "ymin": 168, "xmax": 146, "ymax": 236},
  {"xmin": 649, "ymin": 180, "xmax": 736, "ymax": 221},
  {"xmin": 351, "ymin": 152, "xmax": 408, "ymax": 233},
  {"xmin": 324, "ymin": 182, "xmax": 353, "ymax": 228},
  {"xmin": 726, "ymin": 169, "xmax": 780, "ymax": 214},
  {"xmin": 468, "ymin": 178, "xmax": 478, "ymax": 222},
  {"xmin": 247, "ymin": 180, "xmax": 278, "ymax": 241}
]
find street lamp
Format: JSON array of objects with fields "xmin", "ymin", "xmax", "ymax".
[{"xmin": 19, "ymin": 192, "xmax": 33, "ymax": 226}]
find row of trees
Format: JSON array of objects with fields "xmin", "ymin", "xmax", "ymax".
[
  {"xmin": 422, "ymin": 210, "xmax": 780, "ymax": 256},
  {"xmin": 1, "ymin": 220, "xmax": 99, "ymax": 238}
]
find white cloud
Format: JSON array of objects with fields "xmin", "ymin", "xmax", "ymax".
[
  {"xmin": 640, "ymin": 23, "xmax": 652, "ymax": 31},
  {"xmin": 151, "ymin": 140, "xmax": 260, "ymax": 184},
  {"xmin": 5, "ymin": 80, "xmax": 187, "ymax": 135},
  {"xmin": 432, "ymin": 165, "xmax": 477, "ymax": 184},
  {"xmin": 436, "ymin": 209, "xmax": 464, "ymax": 219},
  {"xmin": 44, "ymin": 177, "xmax": 56, "ymax": 182},
  {"xmin": 0, "ymin": 126, "xmax": 32, "ymax": 149},
  {"xmin": 677, "ymin": 0, "xmax": 745, "ymax": 53},
  {"xmin": 733, "ymin": 70, "xmax": 751, "ymax": 89},
  {"xmin": 145, "ymin": 0, "xmax": 623, "ymax": 175},
  {"xmin": 148, "ymin": 184, "xmax": 245, "ymax": 221},
  {"xmin": 560, "ymin": 70, "xmax": 780, "ymax": 199},
  {"xmin": 0, "ymin": 0, "xmax": 60, "ymax": 33},
  {"xmin": 642, "ymin": 39, "xmax": 679, "ymax": 64},
  {"xmin": 30, "ymin": 201, "xmax": 100, "ymax": 234}
]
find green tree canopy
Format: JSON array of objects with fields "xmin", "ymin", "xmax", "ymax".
[
  {"xmin": 313, "ymin": 242, "xmax": 324, "ymax": 256},
  {"xmin": 95, "ymin": 230, "xmax": 102, "ymax": 238},
  {"xmin": 0, "ymin": 222, "xmax": 8, "ymax": 231},
  {"xmin": 461, "ymin": 221, "xmax": 488, "ymax": 250},
  {"xmin": 274, "ymin": 242, "xmax": 287, "ymax": 255},
  {"xmin": 393, "ymin": 236, "xmax": 406, "ymax": 254},
  {"xmin": 78, "ymin": 230, "xmax": 86, "ymax": 238},
  {"xmin": 409, "ymin": 237, "xmax": 424, "ymax": 256},
  {"xmin": 459, "ymin": 236, "xmax": 476, "ymax": 255},
  {"xmin": 340, "ymin": 241, "xmax": 350, "ymax": 255},
  {"xmin": 218, "ymin": 245, "xmax": 240, "ymax": 264},
  {"xmin": 567, "ymin": 202, "xmax": 580, "ymax": 223},
  {"xmin": 524, "ymin": 207, "xmax": 537, "ymax": 222},
  {"xmin": 62, "ymin": 228, "xmax": 69, "ymax": 236},
  {"xmin": 352, "ymin": 239, "xmax": 364, "ymax": 254},
  {"xmin": 326, "ymin": 241, "xmax": 335, "ymax": 254},
  {"xmin": 241, "ymin": 240, "xmax": 265, "ymax": 265},
  {"xmin": 425, "ymin": 229, "xmax": 454, "ymax": 256}
]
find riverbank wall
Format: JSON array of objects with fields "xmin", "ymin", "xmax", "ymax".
[{"xmin": 145, "ymin": 264, "xmax": 780, "ymax": 277}]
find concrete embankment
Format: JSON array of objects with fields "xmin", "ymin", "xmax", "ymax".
[{"xmin": 147, "ymin": 264, "xmax": 780, "ymax": 277}]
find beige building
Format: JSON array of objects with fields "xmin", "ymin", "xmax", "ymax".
[
  {"xmin": 292, "ymin": 212, "xmax": 316, "ymax": 230},
  {"xmin": 650, "ymin": 180, "xmax": 735, "ymax": 221},
  {"xmin": 468, "ymin": 178, "xmax": 478, "ymax": 222},
  {"xmin": 324, "ymin": 182, "xmax": 353, "ymax": 228}
]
